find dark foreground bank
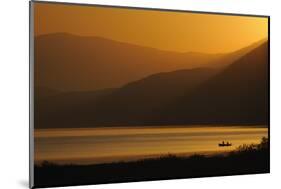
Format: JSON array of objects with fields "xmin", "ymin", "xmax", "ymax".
[{"xmin": 34, "ymin": 138, "xmax": 269, "ymax": 188}]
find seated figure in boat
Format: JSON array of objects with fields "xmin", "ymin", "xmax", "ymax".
[{"xmin": 218, "ymin": 141, "xmax": 232, "ymax": 147}]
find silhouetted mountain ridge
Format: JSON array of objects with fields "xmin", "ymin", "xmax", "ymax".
[
  {"xmin": 35, "ymin": 33, "xmax": 263, "ymax": 92},
  {"xmin": 155, "ymin": 41, "xmax": 269, "ymax": 125},
  {"xmin": 35, "ymin": 39, "xmax": 268, "ymax": 128},
  {"xmin": 35, "ymin": 33, "xmax": 224, "ymax": 92}
]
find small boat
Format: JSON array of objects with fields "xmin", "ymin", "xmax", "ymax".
[{"xmin": 218, "ymin": 141, "xmax": 232, "ymax": 147}]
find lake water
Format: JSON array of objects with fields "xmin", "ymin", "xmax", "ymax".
[{"xmin": 34, "ymin": 125, "xmax": 268, "ymax": 165}]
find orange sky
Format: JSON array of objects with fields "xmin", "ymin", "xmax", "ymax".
[{"xmin": 33, "ymin": 2, "xmax": 268, "ymax": 54}]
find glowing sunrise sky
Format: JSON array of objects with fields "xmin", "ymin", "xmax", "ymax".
[{"xmin": 33, "ymin": 2, "xmax": 268, "ymax": 54}]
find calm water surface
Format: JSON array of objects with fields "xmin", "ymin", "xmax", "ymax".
[{"xmin": 34, "ymin": 125, "xmax": 268, "ymax": 165}]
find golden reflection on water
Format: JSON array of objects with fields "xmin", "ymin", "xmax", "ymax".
[{"xmin": 34, "ymin": 125, "xmax": 268, "ymax": 165}]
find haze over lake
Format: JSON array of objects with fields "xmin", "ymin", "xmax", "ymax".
[{"xmin": 35, "ymin": 125, "xmax": 268, "ymax": 165}]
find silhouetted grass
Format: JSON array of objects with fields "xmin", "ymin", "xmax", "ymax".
[{"xmin": 34, "ymin": 138, "xmax": 269, "ymax": 188}]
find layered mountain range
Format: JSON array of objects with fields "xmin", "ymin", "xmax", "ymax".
[{"xmin": 34, "ymin": 33, "xmax": 268, "ymax": 128}]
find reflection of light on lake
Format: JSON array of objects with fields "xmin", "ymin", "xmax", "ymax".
[{"xmin": 34, "ymin": 125, "xmax": 268, "ymax": 165}]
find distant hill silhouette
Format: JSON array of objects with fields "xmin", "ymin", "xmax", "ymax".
[
  {"xmin": 35, "ymin": 88, "xmax": 115, "ymax": 128},
  {"xmin": 35, "ymin": 39, "xmax": 268, "ymax": 128},
  {"xmin": 211, "ymin": 38, "xmax": 267, "ymax": 68},
  {"xmin": 92, "ymin": 42, "xmax": 268, "ymax": 126},
  {"xmin": 35, "ymin": 33, "xmax": 263, "ymax": 92},
  {"xmin": 86, "ymin": 68, "xmax": 218, "ymax": 126},
  {"xmin": 35, "ymin": 68, "xmax": 217, "ymax": 128},
  {"xmin": 157, "ymin": 41, "xmax": 269, "ymax": 125}
]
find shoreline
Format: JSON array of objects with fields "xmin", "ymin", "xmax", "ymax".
[
  {"xmin": 34, "ymin": 150, "xmax": 235, "ymax": 166},
  {"xmin": 34, "ymin": 124, "xmax": 268, "ymax": 132},
  {"xmin": 34, "ymin": 141, "xmax": 269, "ymax": 188}
]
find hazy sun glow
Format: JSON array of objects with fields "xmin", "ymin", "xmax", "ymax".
[{"xmin": 34, "ymin": 2, "xmax": 268, "ymax": 53}]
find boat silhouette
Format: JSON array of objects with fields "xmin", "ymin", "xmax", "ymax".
[{"xmin": 218, "ymin": 141, "xmax": 232, "ymax": 147}]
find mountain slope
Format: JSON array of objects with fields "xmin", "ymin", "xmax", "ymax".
[
  {"xmin": 35, "ymin": 33, "xmax": 262, "ymax": 92},
  {"xmin": 35, "ymin": 68, "xmax": 217, "ymax": 128},
  {"xmin": 89, "ymin": 42, "xmax": 269, "ymax": 126},
  {"xmin": 34, "ymin": 36, "xmax": 268, "ymax": 128},
  {"xmin": 159, "ymin": 42, "xmax": 269, "ymax": 125},
  {"xmin": 89, "ymin": 68, "xmax": 218, "ymax": 126},
  {"xmin": 35, "ymin": 33, "xmax": 224, "ymax": 92},
  {"xmin": 34, "ymin": 88, "xmax": 116, "ymax": 128}
]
